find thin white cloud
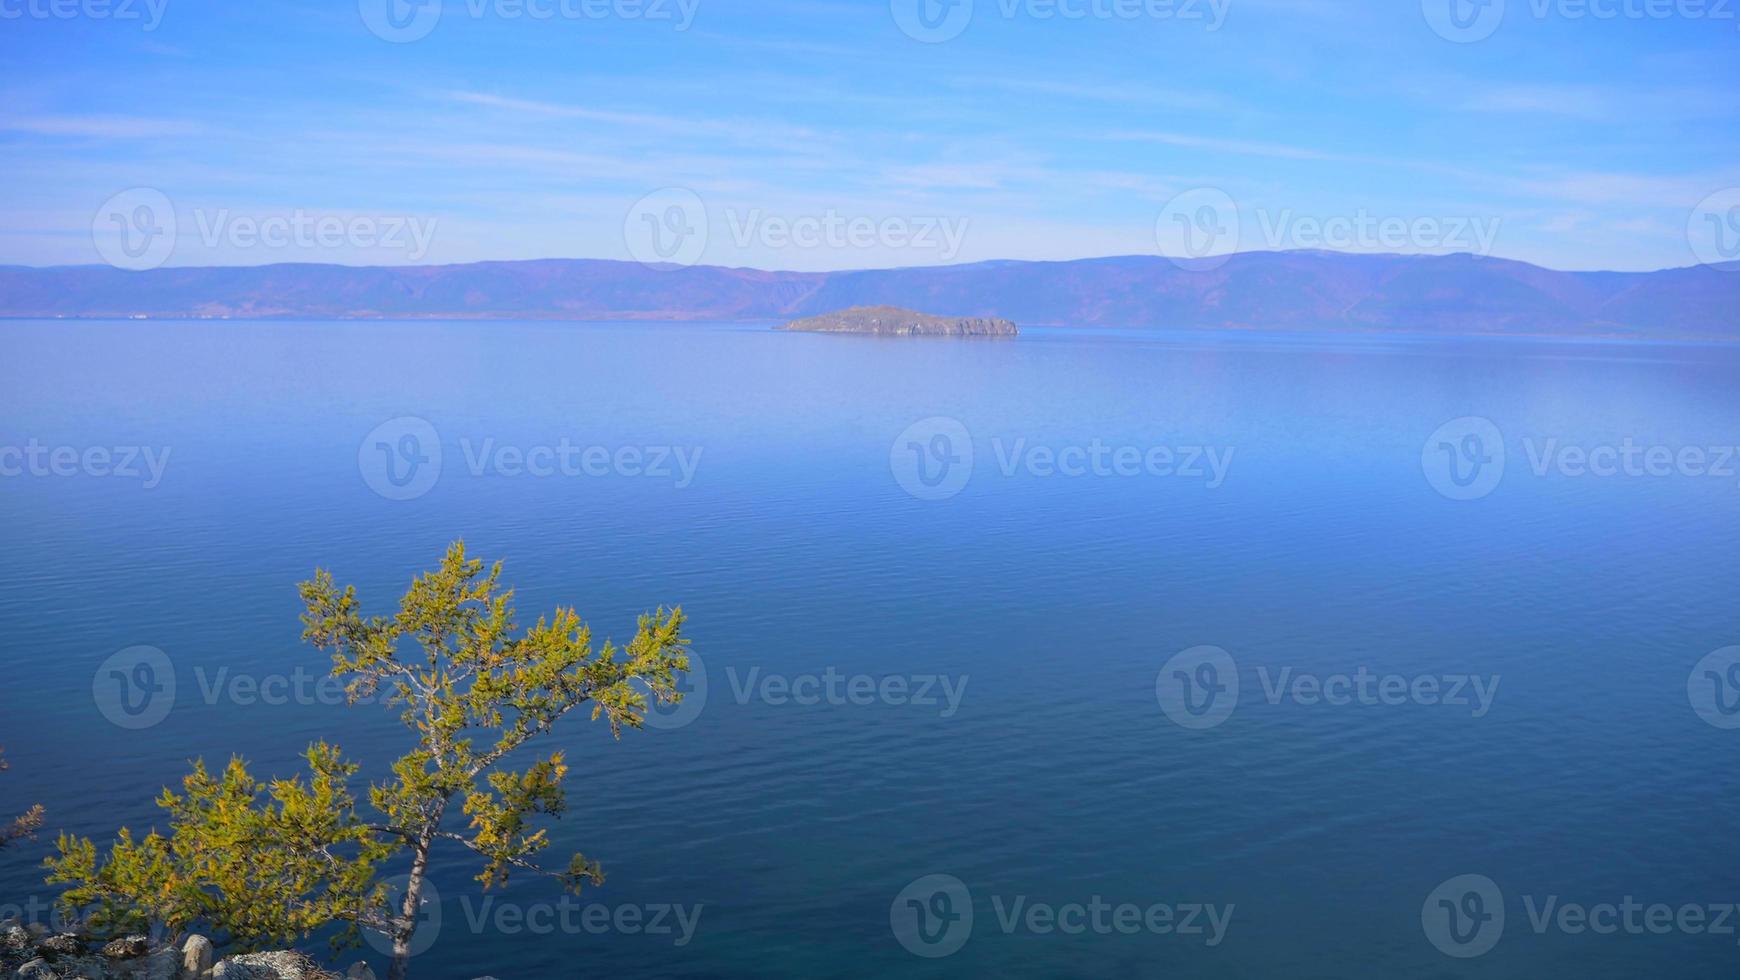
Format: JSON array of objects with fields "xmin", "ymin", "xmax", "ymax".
[
  {"xmin": 1103, "ymin": 130, "xmax": 1363, "ymax": 163},
  {"xmin": 2, "ymin": 116, "xmax": 204, "ymax": 139}
]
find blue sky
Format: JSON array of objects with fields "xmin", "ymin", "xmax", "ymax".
[{"xmin": 2, "ymin": 0, "xmax": 1737, "ymax": 271}]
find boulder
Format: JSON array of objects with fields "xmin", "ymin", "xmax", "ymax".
[
  {"xmin": 342, "ymin": 966, "xmax": 374, "ymax": 980},
  {"xmin": 109, "ymin": 949, "xmax": 175, "ymax": 980},
  {"xmin": 208, "ymin": 952, "xmax": 329, "ymax": 980},
  {"xmin": 178, "ymin": 937, "xmax": 212, "ymax": 980},
  {"xmin": 15, "ymin": 959, "xmax": 56, "ymax": 980},
  {"xmin": 45, "ymin": 955, "xmax": 104, "ymax": 979},
  {"xmin": 100, "ymin": 938, "xmax": 149, "ymax": 961},
  {"xmin": 38, "ymin": 936, "xmax": 82, "ymax": 959},
  {"xmin": 1, "ymin": 926, "xmax": 30, "ymax": 956}
]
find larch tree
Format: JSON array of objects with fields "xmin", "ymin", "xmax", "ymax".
[{"xmin": 46, "ymin": 541, "xmax": 691, "ymax": 980}]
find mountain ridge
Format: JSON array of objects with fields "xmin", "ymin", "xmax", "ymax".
[{"xmin": 2, "ymin": 252, "xmax": 1735, "ymax": 338}]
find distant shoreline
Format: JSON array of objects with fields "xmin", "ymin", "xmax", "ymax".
[
  {"xmin": 6, "ymin": 316, "xmax": 1738, "ymax": 346},
  {"xmin": 1, "ymin": 252, "xmax": 1734, "ymax": 339}
]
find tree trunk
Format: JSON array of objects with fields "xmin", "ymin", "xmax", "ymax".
[{"xmin": 388, "ymin": 827, "xmax": 439, "ymax": 980}]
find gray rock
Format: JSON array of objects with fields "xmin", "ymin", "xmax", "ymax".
[
  {"xmin": 178, "ymin": 936, "xmax": 212, "ymax": 980},
  {"xmin": 208, "ymin": 952, "xmax": 325, "ymax": 980},
  {"xmin": 342, "ymin": 966, "xmax": 373, "ymax": 980},
  {"xmin": 15, "ymin": 959, "xmax": 57, "ymax": 980},
  {"xmin": 109, "ymin": 949, "xmax": 174, "ymax": 980},
  {"xmin": 38, "ymin": 936, "xmax": 82, "ymax": 958},
  {"xmin": 2, "ymin": 926, "xmax": 30, "ymax": 955},
  {"xmin": 99, "ymin": 938, "xmax": 148, "ymax": 961},
  {"xmin": 48, "ymin": 956, "xmax": 104, "ymax": 979}
]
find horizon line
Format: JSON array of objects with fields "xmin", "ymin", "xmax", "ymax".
[{"xmin": 4, "ymin": 249, "xmax": 1732, "ymax": 279}]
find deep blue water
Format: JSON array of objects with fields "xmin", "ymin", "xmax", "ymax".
[{"xmin": 4, "ymin": 319, "xmax": 1740, "ymax": 979}]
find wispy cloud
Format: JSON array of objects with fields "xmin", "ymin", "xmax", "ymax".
[
  {"xmin": 1102, "ymin": 130, "xmax": 1363, "ymax": 163},
  {"xmin": 2, "ymin": 115, "xmax": 204, "ymax": 139}
]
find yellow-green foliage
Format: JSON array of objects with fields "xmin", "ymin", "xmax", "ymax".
[
  {"xmin": 46, "ymin": 541, "xmax": 690, "ymax": 973},
  {"xmin": 0, "ymin": 747, "xmax": 45, "ymax": 850},
  {"xmin": 45, "ymin": 745, "xmax": 388, "ymax": 950}
]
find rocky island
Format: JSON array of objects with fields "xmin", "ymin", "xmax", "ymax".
[{"xmin": 776, "ymin": 306, "xmax": 1018, "ymax": 337}]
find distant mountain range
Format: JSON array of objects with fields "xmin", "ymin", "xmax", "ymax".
[{"xmin": 2, "ymin": 252, "xmax": 1736, "ymax": 338}]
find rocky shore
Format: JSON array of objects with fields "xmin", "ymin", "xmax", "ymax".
[
  {"xmin": 776, "ymin": 305, "xmax": 1018, "ymax": 337},
  {"xmin": 2, "ymin": 921, "xmax": 376, "ymax": 980}
]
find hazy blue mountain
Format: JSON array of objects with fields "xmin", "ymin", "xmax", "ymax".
[{"xmin": 2, "ymin": 252, "xmax": 1735, "ymax": 337}]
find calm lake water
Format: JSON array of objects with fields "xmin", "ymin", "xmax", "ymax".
[{"xmin": 4, "ymin": 319, "xmax": 1740, "ymax": 979}]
